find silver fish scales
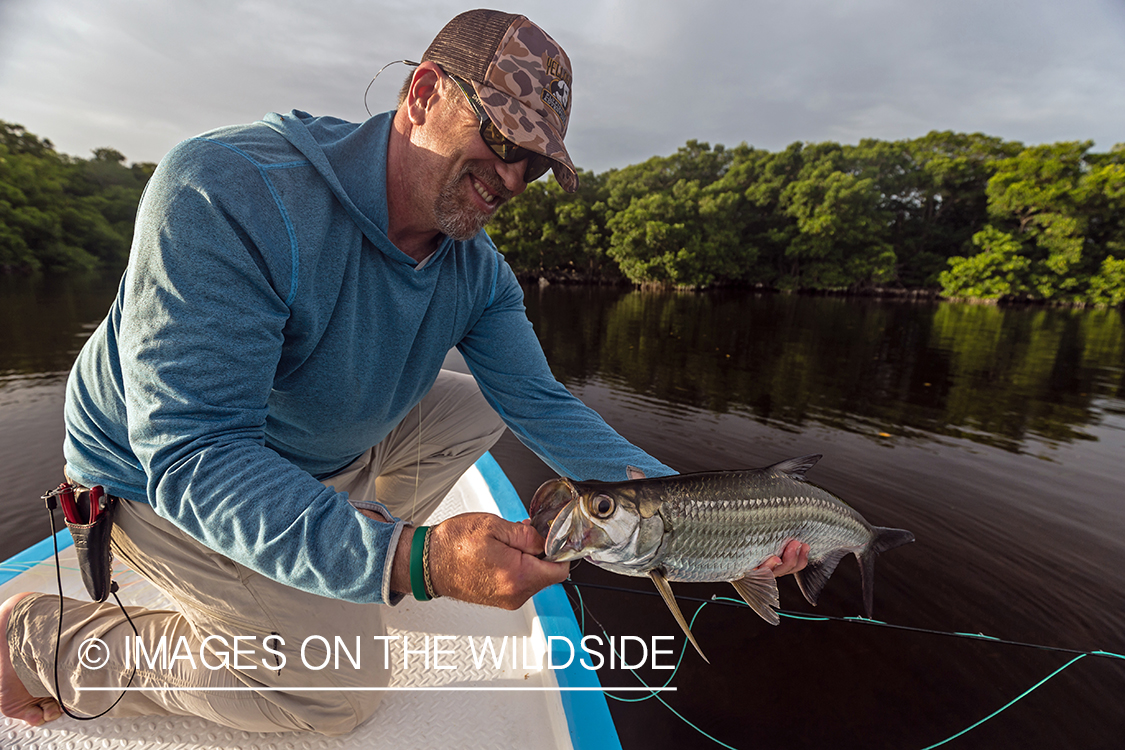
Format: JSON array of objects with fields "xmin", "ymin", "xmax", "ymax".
[
  {"xmin": 657, "ymin": 470, "xmax": 875, "ymax": 582},
  {"xmin": 529, "ymin": 455, "xmax": 914, "ymax": 661}
]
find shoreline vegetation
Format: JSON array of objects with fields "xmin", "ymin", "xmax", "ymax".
[
  {"xmin": 3, "ymin": 120, "xmax": 1123, "ymax": 306},
  {"xmin": 1, "ymin": 121, "xmax": 154, "ymax": 275},
  {"xmin": 492, "ymin": 133, "xmax": 1124, "ymax": 307}
]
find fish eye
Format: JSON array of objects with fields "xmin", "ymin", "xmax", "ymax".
[{"xmin": 590, "ymin": 494, "xmax": 616, "ymax": 518}]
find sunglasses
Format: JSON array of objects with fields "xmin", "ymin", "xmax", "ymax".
[{"xmin": 448, "ymin": 73, "xmax": 554, "ymax": 184}]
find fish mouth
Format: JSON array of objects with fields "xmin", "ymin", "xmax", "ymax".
[
  {"xmin": 530, "ymin": 478, "xmax": 578, "ymax": 539},
  {"xmin": 532, "ymin": 477, "xmax": 614, "ymax": 562},
  {"xmin": 543, "ymin": 500, "xmax": 617, "ymax": 562},
  {"xmin": 531, "ymin": 478, "xmax": 590, "ymax": 561},
  {"xmin": 544, "ymin": 502, "xmax": 587, "ymax": 561}
]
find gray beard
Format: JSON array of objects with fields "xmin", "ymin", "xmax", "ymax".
[{"xmin": 434, "ymin": 164, "xmax": 512, "ymax": 241}]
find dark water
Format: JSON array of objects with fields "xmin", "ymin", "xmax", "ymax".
[
  {"xmin": 0, "ymin": 273, "xmax": 125, "ymax": 555},
  {"xmin": 2, "ymin": 276, "xmax": 1123, "ymax": 749}
]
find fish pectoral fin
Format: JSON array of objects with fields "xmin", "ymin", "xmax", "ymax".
[
  {"xmin": 648, "ymin": 570, "xmax": 709, "ymax": 663},
  {"xmin": 793, "ymin": 549, "xmax": 849, "ymax": 608},
  {"xmin": 731, "ymin": 568, "xmax": 781, "ymax": 625}
]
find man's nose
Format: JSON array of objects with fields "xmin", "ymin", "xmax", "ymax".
[{"xmin": 494, "ymin": 159, "xmax": 528, "ymax": 196}]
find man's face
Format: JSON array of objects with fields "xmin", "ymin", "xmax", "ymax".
[{"xmin": 420, "ymin": 77, "xmax": 526, "ymax": 241}]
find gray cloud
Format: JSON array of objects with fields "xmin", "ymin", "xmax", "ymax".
[{"xmin": 1, "ymin": 0, "xmax": 1122, "ymax": 173}]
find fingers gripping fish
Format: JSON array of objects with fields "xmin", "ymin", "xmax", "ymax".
[{"xmin": 529, "ymin": 455, "xmax": 914, "ymax": 662}]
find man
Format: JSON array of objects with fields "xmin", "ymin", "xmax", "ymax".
[{"xmin": 2, "ymin": 9, "xmax": 807, "ymax": 734}]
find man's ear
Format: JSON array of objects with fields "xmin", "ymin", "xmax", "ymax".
[{"xmin": 406, "ymin": 63, "xmax": 443, "ymax": 126}]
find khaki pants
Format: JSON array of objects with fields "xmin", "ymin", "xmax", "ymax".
[{"xmin": 7, "ymin": 370, "xmax": 504, "ymax": 735}]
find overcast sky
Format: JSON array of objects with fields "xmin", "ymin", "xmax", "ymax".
[{"xmin": 1, "ymin": 0, "xmax": 1123, "ymax": 173}]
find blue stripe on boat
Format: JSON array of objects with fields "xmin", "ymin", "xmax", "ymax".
[{"xmin": 0, "ymin": 528, "xmax": 72, "ymax": 587}]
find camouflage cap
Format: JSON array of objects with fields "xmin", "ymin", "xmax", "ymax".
[{"xmin": 422, "ymin": 9, "xmax": 578, "ymax": 192}]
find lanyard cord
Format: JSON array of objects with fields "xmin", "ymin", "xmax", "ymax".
[{"xmin": 45, "ymin": 498, "xmax": 139, "ymax": 720}]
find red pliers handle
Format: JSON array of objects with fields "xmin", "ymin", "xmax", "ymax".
[
  {"xmin": 45, "ymin": 483, "xmax": 104, "ymax": 524},
  {"xmin": 85, "ymin": 485, "xmax": 104, "ymax": 524}
]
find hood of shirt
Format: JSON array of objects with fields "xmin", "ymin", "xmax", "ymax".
[{"xmin": 260, "ymin": 109, "xmax": 449, "ymax": 268}]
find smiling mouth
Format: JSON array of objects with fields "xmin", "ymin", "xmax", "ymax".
[{"xmin": 470, "ymin": 174, "xmax": 500, "ymax": 207}]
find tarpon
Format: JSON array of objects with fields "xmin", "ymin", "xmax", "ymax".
[{"xmin": 529, "ymin": 455, "xmax": 914, "ymax": 661}]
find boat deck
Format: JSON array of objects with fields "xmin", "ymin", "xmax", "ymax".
[{"xmin": 0, "ymin": 455, "xmax": 618, "ymax": 749}]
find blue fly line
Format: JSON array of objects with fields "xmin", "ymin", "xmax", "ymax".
[{"xmin": 564, "ymin": 581, "xmax": 1125, "ymax": 750}]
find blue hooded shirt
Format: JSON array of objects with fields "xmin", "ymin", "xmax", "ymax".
[{"xmin": 62, "ymin": 110, "xmax": 673, "ymax": 604}]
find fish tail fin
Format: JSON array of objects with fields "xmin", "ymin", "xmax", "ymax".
[
  {"xmin": 859, "ymin": 526, "xmax": 915, "ymax": 618},
  {"xmin": 872, "ymin": 526, "xmax": 915, "ymax": 555},
  {"xmin": 730, "ymin": 568, "xmax": 780, "ymax": 625},
  {"xmin": 793, "ymin": 549, "xmax": 849, "ymax": 607}
]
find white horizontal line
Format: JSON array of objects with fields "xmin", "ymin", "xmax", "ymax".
[{"xmin": 81, "ymin": 686, "xmax": 675, "ymax": 692}]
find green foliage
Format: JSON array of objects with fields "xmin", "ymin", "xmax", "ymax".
[
  {"xmin": 0, "ymin": 120, "xmax": 153, "ymax": 274},
  {"xmin": 1089, "ymin": 257, "xmax": 1125, "ymax": 306},
  {"xmin": 888, "ymin": 132, "xmax": 1021, "ymax": 286},
  {"xmin": 938, "ymin": 142, "xmax": 1125, "ymax": 304},
  {"xmin": 777, "ymin": 150, "xmax": 896, "ymax": 289},
  {"xmin": 601, "ymin": 142, "xmax": 751, "ymax": 287},
  {"xmin": 489, "ymin": 169, "xmax": 618, "ymax": 280},
  {"xmin": 7, "ymin": 117, "xmax": 1122, "ymax": 305},
  {"xmin": 488, "ymin": 130, "xmax": 1124, "ymax": 304},
  {"xmin": 940, "ymin": 227, "xmax": 1031, "ymax": 300},
  {"xmin": 605, "ymin": 178, "xmax": 752, "ymax": 287}
]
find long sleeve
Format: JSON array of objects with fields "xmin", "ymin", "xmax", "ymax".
[
  {"xmin": 459, "ymin": 258, "xmax": 675, "ymax": 482},
  {"xmin": 68, "ymin": 137, "xmax": 404, "ymax": 604}
]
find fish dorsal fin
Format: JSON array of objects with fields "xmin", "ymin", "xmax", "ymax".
[
  {"xmin": 648, "ymin": 569, "xmax": 709, "ymax": 663},
  {"xmin": 793, "ymin": 548, "xmax": 850, "ymax": 607},
  {"xmin": 730, "ymin": 568, "xmax": 780, "ymax": 626},
  {"xmin": 767, "ymin": 454, "xmax": 822, "ymax": 481}
]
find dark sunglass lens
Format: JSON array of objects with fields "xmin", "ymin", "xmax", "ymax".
[
  {"xmin": 480, "ymin": 120, "xmax": 518, "ymax": 161},
  {"xmin": 478, "ymin": 112, "xmax": 555, "ymax": 181}
]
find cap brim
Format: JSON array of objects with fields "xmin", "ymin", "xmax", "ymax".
[{"xmin": 471, "ymin": 81, "xmax": 579, "ymax": 192}]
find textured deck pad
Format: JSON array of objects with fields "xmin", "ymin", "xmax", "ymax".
[{"xmin": 1, "ymin": 466, "xmax": 572, "ymax": 750}]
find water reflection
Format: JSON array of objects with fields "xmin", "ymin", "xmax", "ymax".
[
  {"xmin": 0, "ymin": 272, "xmax": 123, "ymax": 557},
  {"xmin": 2, "ymin": 275, "xmax": 1123, "ymax": 747},
  {"xmin": 0, "ymin": 272, "xmax": 121, "ymax": 378},
  {"xmin": 524, "ymin": 284, "xmax": 1125, "ymax": 453}
]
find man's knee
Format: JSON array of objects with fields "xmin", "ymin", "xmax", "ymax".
[
  {"xmin": 431, "ymin": 370, "xmax": 506, "ymax": 448},
  {"xmin": 481, "ymin": 407, "xmax": 506, "ymax": 443}
]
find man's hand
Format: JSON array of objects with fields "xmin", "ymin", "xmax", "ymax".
[
  {"xmin": 391, "ymin": 513, "xmax": 569, "ymax": 610},
  {"xmin": 755, "ymin": 539, "xmax": 810, "ymax": 577}
]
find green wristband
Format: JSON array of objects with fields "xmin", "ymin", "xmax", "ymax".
[{"xmin": 410, "ymin": 525, "xmax": 432, "ymax": 602}]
